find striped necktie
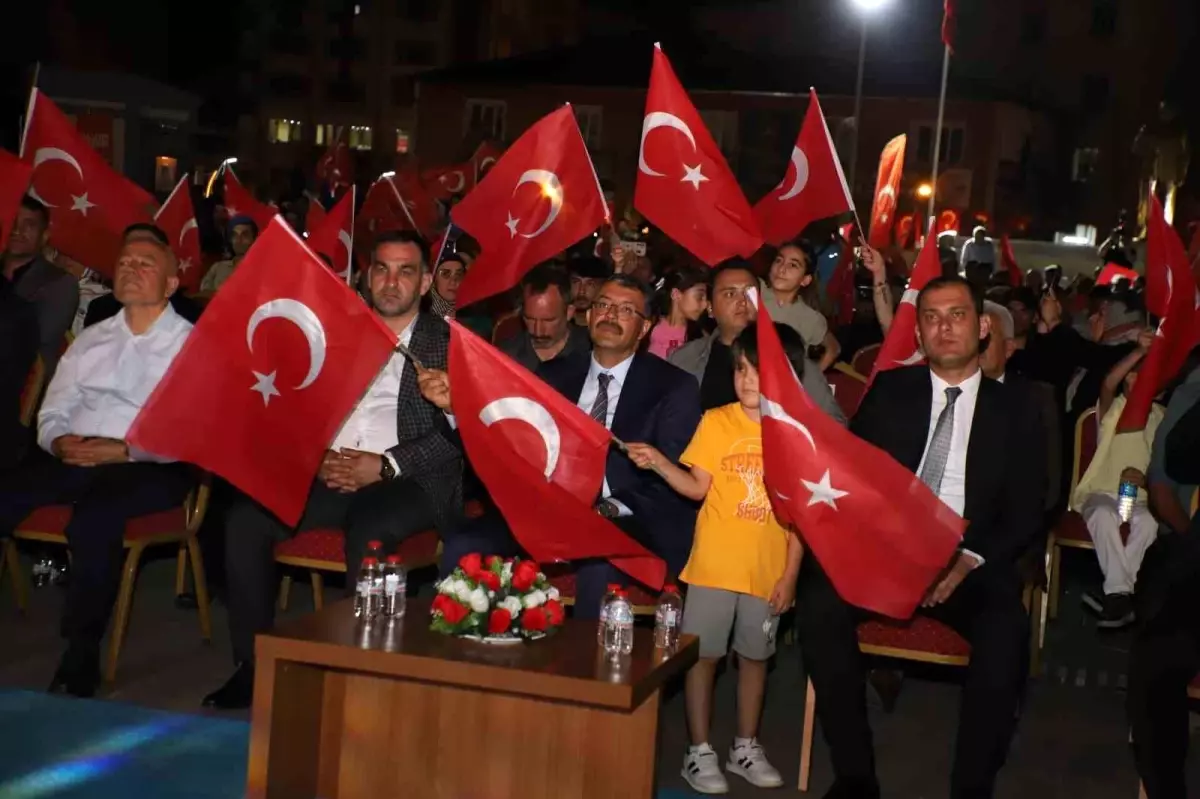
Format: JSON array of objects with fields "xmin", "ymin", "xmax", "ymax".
[
  {"xmin": 589, "ymin": 373, "xmax": 613, "ymax": 427},
  {"xmin": 918, "ymin": 386, "xmax": 962, "ymax": 495}
]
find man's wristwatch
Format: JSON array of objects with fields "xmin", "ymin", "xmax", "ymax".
[
  {"xmin": 379, "ymin": 457, "xmax": 396, "ymax": 481},
  {"xmin": 596, "ymin": 499, "xmax": 620, "ymax": 519}
]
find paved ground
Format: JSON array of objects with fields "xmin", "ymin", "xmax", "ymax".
[{"xmin": 0, "ymin": 542, "xmax": 1196, "ymax": 798}]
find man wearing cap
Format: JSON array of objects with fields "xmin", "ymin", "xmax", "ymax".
[{"xmin": 200, "ymin": 215, "xmax": 258, "ymax": 294}]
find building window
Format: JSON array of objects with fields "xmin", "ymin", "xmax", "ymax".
[
  {"xmin": 394, "ymin": 39, "xmax": 438, "ymax": 66},
  {"xmin": 154, "ymin": 156, "xmax": 178, "ymax": 193},
  {"xmin": 916, "ymin": 124, "xmax": 965, "ymax": 166},
  {"xmin": 1020, "ymin": 11, "xmax": 1045, "ymax": 44},
  {"xmin": 699, "ymin": 110, "xmax": 739, "ymax": 157},
  {"xmin": 329, "ymin": 79, "xmax": 366, "ymax": 104},
  {"xmin": 1081, "ymin": 74, "xmax": 1111, "ymax": 111},
  {"xmin": 573, "ymin": 105, "xmax": 603, "ymax": 150},
  {"xmin": 1091, "ymin": 0, "xmax": 1118, "ymax": 36},
  {"xmin": 391, "ymin": 76, "xmax": 415, "ymax": 106},
  {"xmin": 398, "ymin": 0, "xmax": 437, "ymax": 22},
  {"xmin": 329, "ymin": 37, "xmax": 366, "ymax": 60},
  {"xmin": 464, "ymin": 99, "xmax": 506, "ymax": 140},
  {"xmin": 348, "ymin": 125, "xmax": 373, "ymax": 151},
  {"xmin": 268, "ymin": 75, "xmax": 312, "ymax": 98},
  {"xmin": 395, "ymin": 128, "xmax": 410, "ymax": 154},
  {"xmin": 270, "ymin": 31, "xmax": 310, "ymax": 56},
  {"xmin": 268, "ymin": 118, "xmax": 304, "ymax": 144},
  {"xmin": 315, "ymin": 124, "xmax": 335, "ymax": 146},
  {"xmin": 1072, "ymin": 147, "xmax": 1101, "ymax": 182}
]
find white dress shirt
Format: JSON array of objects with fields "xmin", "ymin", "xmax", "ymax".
[
  {"xmin": 577, "ymin": 353, "xmax": 635, "ymax": 515},
  {"xmin": 916, "ymin": 368, "xmax": 985, "ymax": 564},
  {"xmin": 38, "ymin": 304, "xmax": 192, "ymax": 458},
  {"xmin": 960, "ymin": 238, "xmax": 996, "ymax": 267},
  {"xmin": 330, "ymin": 320, "xmax": 412, "ymax": 475}
]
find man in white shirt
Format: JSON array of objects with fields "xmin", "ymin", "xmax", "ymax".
[
  {"xmin": 204, "ymin": 230, "xmax": 462, "ymax": 710},
  {"xmin": 794, "ymin": 276, "xmax": 1046, "ymax": 799},
  {"xmin": 960, "ymin": 226, "xmax": 996, "ymax": 287},
  {"xmin": 0, "ymin": 226, "xmax": 193, "ymax": 698}
]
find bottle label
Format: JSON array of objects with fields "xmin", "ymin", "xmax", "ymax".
[
  {"xmin": 356, "ymin": 579, "xmax": 369, "ymax": 596},
  {"xmin": 384, "ymin": 574, "xmax": 399, "ymax": 596}
]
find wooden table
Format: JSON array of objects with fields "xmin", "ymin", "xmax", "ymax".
[{"xmin": 246, "ymin": 598, "xmax": 698, "ymax": 799}]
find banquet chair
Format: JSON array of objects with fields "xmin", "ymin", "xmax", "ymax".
[
  {"xmin": 824, "ymin": 363, "xmax": 867, "ymax": 419},
  {"xmin": 1048, "ymin": 408, "xmax": 1099, "ymax": 619},
  {"xmin": 490, "ymin": 310, "xmax": 523, "ymax": 346},
  {"xmin": 0, "ymin": 471, "xmax": 212, "ymax": 684},
  {"xmin": 544, "ymin": 563, "xmax": 659, "ymax": 616},
  {"xmin": 850, "ymin": 343, "xmax": 881, "ymax": 378}
]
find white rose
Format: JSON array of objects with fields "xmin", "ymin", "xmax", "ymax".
[
  {"xmin": 469, "ymin": 587, "xmax": 490, "ymax": 614},
  {"xmin": 437, "ymin": 577, "xmax": 455, "ymax": 595},
  {"xmin": 455, "ymin": 581, "xmax": 473, "ymax": 603},
  {"xmin": 501, "ymin": 596, "xmax": 523, "ymax": 616},
  {"xmin": 523, "ymin": 589, "xmax": 546, "ymax": 609},
  {"xmin": 546, "ymin": 587, "xmax": 560, "ymax": 602},
  {"xmin": 501, "ymin": 561, "xmax": 513, "ymax": 582}
]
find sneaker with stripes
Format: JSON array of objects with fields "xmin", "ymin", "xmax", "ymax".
[
  {"xmin": 726, "ymin": 738, "xmax": 784, "ymax": 788},
  {"xmin": 682, "ymin": 743, "xmax": 729, "ymax": 794}
]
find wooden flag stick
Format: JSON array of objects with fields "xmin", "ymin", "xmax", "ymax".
[{"xmin": 394, "ymin": 339, "xmax": 426, "ymax": 372}]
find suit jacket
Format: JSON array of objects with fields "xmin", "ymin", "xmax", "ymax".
[
  {"xmin": 539, "ymin": 350, "xmax": 702, "ymax": 575},
  {"xmin": 12, "ymin": 256, "xmax": 79, "ymax": 380},
  {"xmin": 850, "ymin": 365, "xmax": 1045, "ymax": 567},
  {"xmin": 386, "ymin": 313, "xmax": 463, "ymax": 531},
  {"xmin": 1005, "ymin": 373, "xmax": 1062, "ymax": 514},
  {"xmin": 1, "ymin": 284, "xmax": 38, "ymax": 468}
]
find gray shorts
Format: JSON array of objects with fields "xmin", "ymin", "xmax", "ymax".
[{"xmin": 681, "ymin": 585, "xmax": 779, "ymax": 660}]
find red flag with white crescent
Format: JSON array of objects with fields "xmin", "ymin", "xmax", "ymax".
[
  {"xmin": 153, "ymin": 175, "xmax": 207, "ymax": 292},
  {"xmin": 222, "ymin": 168, "xmax": 275, "ymax": 233},
  {"xmin": 868, "ymin": 240, "xmax": 942, "ymax": 381},
  {"xmin": 867, "ymin": 134, "xmax": 906, "ymax": 249},
  {"xmin": 305, "ymin": 186, "xmax": 356, "ymax": 283}
]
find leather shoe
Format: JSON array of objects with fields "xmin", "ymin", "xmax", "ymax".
[
  {"xmin": 202, "ymin": 663, "xmax": 254, "ymax": 709},
  {"xmin": 48, "ymin": 646, "xmax": 100, "ymax": 698}
]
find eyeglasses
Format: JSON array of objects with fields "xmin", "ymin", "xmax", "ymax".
[{"xmin": 591, "ymin": 300, "xmax": 646, "ymax": 320}]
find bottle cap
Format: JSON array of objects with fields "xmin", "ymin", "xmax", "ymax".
[
  {"xmin": 607, "ymin": 583, "xmax": 622, "ymax": 591},
  {"xmin": 367, "ymin": 540, "xmax": 383, "ymax": 549},
  {"xmin": 362, "ymin": 556, "xmax": 378, "ymax": 566},
  {"xmin": 386, "ymin": 554, "xmax": 402, "ymax": 564},
  {"xmin": 664, "ymin": 583, "xmax": 679, "ymax": 593}
]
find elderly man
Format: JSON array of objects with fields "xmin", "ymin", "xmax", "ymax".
[
  {"xmin": 204, "ymin": 230, "xmax": 462, "ymax": 710},
  {"xmin": 500, "ymin": 262, "xmax": 591, "ymax": 373},
  {"xmin": 670, "ymin": 260, "xmax": 844, "ymax": 423},
  {"xmin": 0, "ymin": 226, "xmax": 192, "ymax": 697},
  {"xmin": 2, "ymin": 196, "xmax": 79, "ymax": 378}
]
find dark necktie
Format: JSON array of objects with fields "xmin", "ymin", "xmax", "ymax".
[
  {"xmin": 919, "ymin": 386, "xmax": 962, "ymax": 495},
  {"xmin": 589, "ymin": 373, "xmax": 613, "ymax": 427}
]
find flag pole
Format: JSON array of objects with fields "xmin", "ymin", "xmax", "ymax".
[{"xmin": 926, "ymin": 43, "xmax": 950, "ymax": 231}]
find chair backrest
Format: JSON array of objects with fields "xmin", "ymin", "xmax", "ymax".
[
  {"xmin": 19, "ymin": 355, "xmax": 45, "ymax": 428},
  {"xmin": 850, "ymin": 343, "xmax": 881, "ymax": 377},
  {"xmin": 1070, "ymin": 407, "xmax": 1099, "ymax": 494},
  {"xmin": 491, "ymin": 310, "xmax": 523, "ymax": 346},
  {"xmin": 825, "ymin": 363, "xmax": 867, "ymax": 419}
]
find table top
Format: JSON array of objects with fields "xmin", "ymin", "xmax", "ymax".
[{"xmin": 257, "ymin": 598, "xmax": 698, "ymax": 711}]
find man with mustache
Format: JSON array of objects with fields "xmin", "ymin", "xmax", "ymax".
[
  {"xmin": 204, "ymin": 230, "xmax": 463, "ymax": 709},
  {"xmin": 500, "ymin": 262, "xmax": 591, "ymax": 372}
]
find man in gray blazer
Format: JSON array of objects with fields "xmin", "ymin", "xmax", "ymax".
[
  {"xmin": 2, "ymin": 197, "xmax": 79, "ymax": 379},
  {"xmin": 670, "ymin": 260, "xmax": 845, "ymax": 424}
]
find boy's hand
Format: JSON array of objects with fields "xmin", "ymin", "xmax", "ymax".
[
  {"xmin": 625, "ymin": 442, "xmax": 665, "ymax": 471},
  {"xmin": 768, "ymin": 577, "xmax": 796, "ymax": 615},
  {"xmin": 1120, "ymin": 467, "xmax": 1146, "ymax": 488}
]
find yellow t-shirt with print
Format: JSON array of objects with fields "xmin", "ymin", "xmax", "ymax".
[{"xmin": 678, "ymin": 403, "xmax": 790, "ymax": 601}]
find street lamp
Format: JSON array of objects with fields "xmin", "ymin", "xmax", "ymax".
[
  {"xmin": 915, "ymin": 183, "xmax": 933, "ymax": 200},
  {"xmin": 848, "ymin": 0, "xmax": 891, "ymax": 193},
  {"xmin": 204, "ymin": 157, "xmax": 239, "ymax": 198}
]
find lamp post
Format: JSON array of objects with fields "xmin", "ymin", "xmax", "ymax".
[{"xmin": 848, "ymin": 0, "xmax": 890, "ymax": 194}]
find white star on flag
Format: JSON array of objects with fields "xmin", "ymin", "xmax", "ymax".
[
  {"xmin": 505, "ymin": 212, "xmax": 520, "ymax": 238},
  {"xmin": 801, "ymin": 469, "xmax": 849, "ymax": 509},
  {"xmin": 251, "ymin": 370, "xmax": 281, "ymax": 406},
  {"xmin": 179, "ymin": 258, "xmax": 193, "ymax": 273},
  {"xmin": 70, "ymin": 192, "xmax": 96, "ymax": 216},
  {"xmin": 681, "ymin": 164, "xmax": 709, "ymax": 190}
]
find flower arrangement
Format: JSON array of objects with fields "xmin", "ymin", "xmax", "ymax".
[{"xmin": 430, "ymin": 554, "xmax": 565, "ymax": 641}]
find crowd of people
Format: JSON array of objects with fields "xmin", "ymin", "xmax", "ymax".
[{"xmin": 3, "ymin": 180, "xmax": 1200, "ymax": 798}]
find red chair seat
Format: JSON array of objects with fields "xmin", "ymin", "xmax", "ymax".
[
  {"xmin": 274, "ymin": 528, "xmax": 441, "ymax": 569},
  {"xmin": 547, "ymin": 568, "xmax": 659, "ymax": 608},
  {"xmin": 1055, "ymin": 510, "xmax": 1092, "ymax": 545},
  {"xmin": 16, "ymin": 504, "xmax": 187, "ymax": 542},
  {"xmin": 857, "ymin": 616, "xmax": 971, "ymax": 659}
]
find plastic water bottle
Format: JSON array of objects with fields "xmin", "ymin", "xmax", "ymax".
[
  {"xmin": 366, "ymin": 539, "xmax": 384, "ymax": 564},
  {"xmin": 597, "ymin": 583, "xmax": 622, "ymax": 645},
  {"xmin": 354, "ymin": 557, "xmax": 382, "ymax": 620},
  {"xmin": 382, "ymin": 554, "xmax": 407, "ymax": 618},
  {"xmin": 604, "ymin": 590, "xmax": 635, "ymax": 659},
  {"xmin": 1117, "ymin": 480, "xmax": 1137, "ymax": 523},
  {"xmin": 654, "ymin": 583, "xmax": 683, "ymax": 650}
]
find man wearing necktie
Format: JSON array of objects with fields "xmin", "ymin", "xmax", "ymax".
[
  {"xmin": 437, "ymin": 273, "xmax": 702, "ymax": 618},
  {"xmin": 794, "ymin": 275, "xmax": 1046, "ymax": 799}
]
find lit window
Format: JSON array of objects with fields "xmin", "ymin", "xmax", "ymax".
[
  {"xmin": 1072, "ymin": 147, "xmax": 1101, "ymax": 183},
  {"xmin": 395, "ymin": 128, "xmax": 410, "ymax": 154},
  {"xmin": 154, "ymin": 156, "xmax": 178, "ymax": 193},
  {"xmin": 268, "ymin": 119, "xmax": 304, "ymax": 144},
  {"xmin": 349, "ymin": 125, "xmax": 373, "ymax": 151},
  {"xmin": 315, "ymin": 124, "xmax": 336, "ymax": 146}
]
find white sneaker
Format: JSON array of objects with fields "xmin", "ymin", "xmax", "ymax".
[
  {"xmin": 727, "ymin": 739, "xmax": 784, "ymax": 788},
  {"xmin": 682, "ymin": 743, "xmax": 730, "ymax": 794}
]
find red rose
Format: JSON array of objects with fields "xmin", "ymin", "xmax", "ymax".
[
  {"xmin": 511, "ymin": 560, "xmax": 539, "ymax": 593},
  {"xmin": 478, "ymin": 571, "xmax": 501, "ymax": 592},
  {"xmin": 458, "ymin": 553, "xmax": 483, "ymax": 579},
  {"xmin": 432, "ymin": 594, "xmax": 450, "ymax": 615},
  {"xmin": 521, "ymin": 606, "xmax": 548, "ymax": 632},
  {"xmin": 485, "ymin": 555, "xmax": 503, "ymax": 570},
  {"xmin": 441, "ymin": 599, "xmax": 469, "ymax": 625},
  {"xmin": 544, "ymin": 599, "xmax": 565, "ymax": 627},
  {"xmin": 488, "ymin": 608, "xmax": 513, "ymax": 635}
]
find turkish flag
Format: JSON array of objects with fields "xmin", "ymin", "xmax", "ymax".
[
  {"xmin": 306, "ymin": 186, "xmax": 356, "ymax": 283},
  {"xmin": 391, "ymin": 171, "xmax": 439, "ymax": 238},
  {"xmin": 153, "ymin": 175, "xmax": 206, "ymax": 292},
  {"xmin": 20, "ymin": 89, "xmax": 156, "ymax": 275},
  {"xmin": 472, "ymin": 142, "xmax": 504, "ymax": 184},
  {"xmin": 422, "ymin": 164, "xmax": 470, "ymax": 201},
  {"xmin": 1119, "ymin": 196, "xmax": 1200, "ymax": 432},
  {"xmin": 356, "ymin": 175, "xmax": 404, "ymax": 248},
  {"xmin": 826, "ymin": 242, "xmax": 857, "ymax": 327},
  {"xmin": 127, "ymin": 218, "xmax": 398, "ymax": 525},
  {"xmin": 305, "ymin": 199, "xmax": 328, "ymax": 234},
  {"xmin": 869, "ymin": 240, "xmax": 941, "ymax": 381},
  {"xmin": 999, "ymin": 234, "xmax": 1021, "ymax": 288},
  {"xmin": 635, "ymin": 45, "xmax": 762, "ymax": 265},
  {"xmin": 1097, "ymin": 262, "xmax": 1142, "ymax": 291},
  {"xmin": 316, "ymin": 132, "xmax": 354, "ymax": 192},
  {"xmin": 222, "ymin": 169, "xmax": 275, "ymax": 233},
  {"xmin": 451, "ymin": 105, "xmax": 606, "ymax": 309},
  {"xmin": 753, "ymin": 89, "xmax": 854, "ymax": 246},
  {"xmin": 755, "ymin": 299, "xmax": 964, "ymax": 618},
  {"xmin": 895, "ymin": 213, "xmax": 916, "ymax": 250},
  {"xmin": 0, "ymin": 148, "xmax": 33, "ymax": 248},
  {"xmin": 942, "ymin": 0, "xmax": 957, "ymax": 52},
  {"xmin": 448, "ymin": 320, "xmax": 666, "ymax": 589},
  {"xmin": 867, "ymin": 134, "xmax": 906, "ymax": 249}
]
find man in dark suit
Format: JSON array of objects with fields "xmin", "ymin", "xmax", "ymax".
[
  {"xmin": 0, "ymin": 278, "xmax": 39, "ymax": 469},
  {"xmin": 203, "ymin": 230, "xmax": 463, "ymax": 709},
  {"xmin": 796, "ymin": 276, "xmax": 1045, "ymax": 799},
  {"xmin": 428, "ymin": 273, "xmax": 702, "ymax": 618}
]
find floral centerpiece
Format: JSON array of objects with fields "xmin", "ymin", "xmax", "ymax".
[{"xmin": 430, "ymin": 554, "xmax": 565, "ymax": 642}]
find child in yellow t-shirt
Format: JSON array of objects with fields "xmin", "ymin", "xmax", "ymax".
[{"xmin": 627, "ymin": 321, "xmax": 804, "ymax": 794}]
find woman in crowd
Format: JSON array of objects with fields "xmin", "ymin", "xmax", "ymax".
[
  {"xmin": 649, "ymin": 265, "xmax": 708, "ymax": 360},
  {"xmin": 761, "ymin": 238, "xmax": 841, "ymax": 370}
]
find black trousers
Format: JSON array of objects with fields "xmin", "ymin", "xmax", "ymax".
[
  {"xmin": 0, "ymin": 449, "xmax": 191, "ymax": 651},
  {"xmin": 795, "ymin": 555, "xmax": 1029, "ymax": 799},
  {"xmin": 440, "ymin": 509, "xmax": 643, "ymax": 621},
  {"xmin": 224, "ymin": 478, "xmax": 435, "ymax": 664},
  {"xmin": 1127, "ymin": 534, "xmax": 1200, "ymax": 799}
]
